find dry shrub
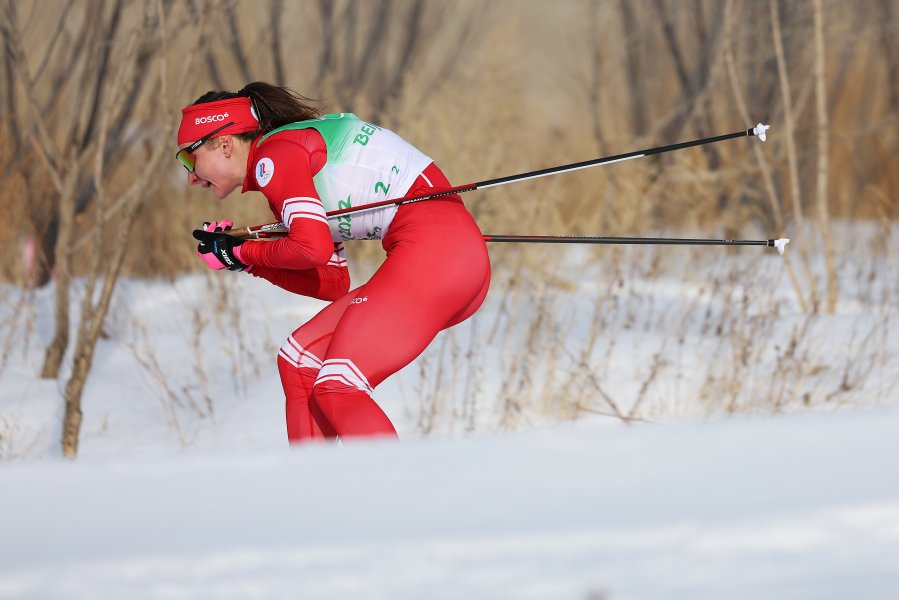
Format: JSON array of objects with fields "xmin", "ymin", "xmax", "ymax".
[{"xmin": 4, "ymin": 0, "xmax": 894, "ymax": 282}]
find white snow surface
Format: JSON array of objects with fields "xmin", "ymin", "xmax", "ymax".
[{"xmin": 1, "ymin": 408, "xmax": 898, "ymax": 599}]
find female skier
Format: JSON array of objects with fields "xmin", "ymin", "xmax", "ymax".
[{"xmin": 178, "ymin": 82, "xmax": 490, "ymax": 442}]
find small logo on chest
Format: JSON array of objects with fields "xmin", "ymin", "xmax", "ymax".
[{"xmin": 255, "ymin": 157, "xmax": 275, "ymax": 187}]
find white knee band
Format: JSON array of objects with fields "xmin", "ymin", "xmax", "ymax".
[
  {"xmin": 278, "ymin": 337, "xmax": 323, "ymax": 371},
  {"xmin": 314, "ymin": 358, "xmax": 374, "ymax": 395}
]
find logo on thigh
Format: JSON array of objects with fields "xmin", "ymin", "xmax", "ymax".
[{"xmin": 349, "ymin": 296, "xmax": 368, "ymax": 305}]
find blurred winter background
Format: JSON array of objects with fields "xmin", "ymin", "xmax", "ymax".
[{"xmin": 1, "ymin": 1, "xmax": 898, "ymax": 598}]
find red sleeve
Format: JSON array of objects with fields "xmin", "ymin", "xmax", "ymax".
[
  {"xmin": 249, "ymin": 264, "xmax": 349, "ymax": 301},
  {"xmin": 239, "ymin": 132, "xmax": 334, "ymax": 270},
  {"xmin": 247, "ymin": 241, "xmax": 349, "ymax": 301}
]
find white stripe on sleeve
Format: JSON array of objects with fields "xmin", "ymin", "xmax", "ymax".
[{"xmin": 281, "ymin": 196, "xmax": 327, "ymax": 227}]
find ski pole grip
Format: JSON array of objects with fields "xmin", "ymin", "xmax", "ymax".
[
  {"xmin": 225, "ymin": 223, "xmax": 289, "ymax": 240},
  {"xmin": 226, "ymin": 226, "xmax": 253, "ymax": 240}
]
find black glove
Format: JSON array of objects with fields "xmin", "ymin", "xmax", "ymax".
[{"xmin": 193, "ymin": 227, "xmax": 248, "ymax": 271}]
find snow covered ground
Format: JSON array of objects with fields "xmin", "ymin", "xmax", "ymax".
[
  {"xmin": 1, "ymin": 408, "xmax": 898, "ymax": 599},
  {"xmin": 1, "ymin": 229, "xmax": 898, "ymax": 598}
]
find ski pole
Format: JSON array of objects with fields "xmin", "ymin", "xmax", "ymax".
[
  {"xmin": 482, "ymin": 235, "xmax": 790, "ymax": 255},
  {"xmin": 321, "ymin": 123, "xmax": 770, "ymax": 218},
  {"xmin": 231, "ymin": 123, "xmax": 771, "ymax": 233},
  {"xmin": 227, "ymin": 123, "xmax": 770, "ymax": 239},
  {"xmin": 227, "ymin": 224, "xmax": 789, "ymax": 255}
]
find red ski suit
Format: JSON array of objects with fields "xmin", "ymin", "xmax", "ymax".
[{"xmin": 239, "ymin": 126, "xmax": 490, "ymax": 441}]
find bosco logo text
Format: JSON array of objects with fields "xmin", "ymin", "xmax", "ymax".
[{"xmin": 196, "ymin": 112, "xmax": 229, "ymax": 125}]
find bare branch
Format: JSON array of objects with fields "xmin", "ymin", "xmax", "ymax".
[
  {"xmin": 652, "ymin": 0, "xmax": 692, "ymax": 94},
  {"xmin": 724, "ymin": 1, "xmax": 809, "ymax": 313},
  {"xmin": 357, "ymin": 0, "xmax": 392, "ymax": 89},
  {"xmin": 30, "ymin": 0, "xmax": 75, "ymax": 82},
  {"xmin": 767, "ymin": 11, "xmax": 800, "ymax": 190},
  {"xmin": 3, "ymin": 0, "xmax": 64, "ymax": 191},
  {"xmin": 314, "ymin": 0, "xmax": 335, "ymax": 87},
  {"xmin": 415, "ymin": 0, "xmax": 484, "ymax": 108},
  {"xmin": 188, "ymin": 0, "xmax": 225, "ymax": 90},
  {"xmin": 224, "ymin": 0, "xmax": 253, "ymax": 82},
  {"xmin": 812, "ymin": 0, "xmax": 837, "ymax": 313},
  {"xmin": 268, "ymin": 0, "xmax": 285, "ymax": 85},
  {"xmin": 620, "ymin": 0, "xmax": 647, "ymax": 137},
  {"xmin": 80, "ymin": 0, "xmax": 126, "ymax": 152},
  {"xmin": 877, "ymin": 0, "xmax": 899, "ymax": 113},
  {"xmin": 374, "ymin": 0, "xmax": 425, "ymax": 118}
]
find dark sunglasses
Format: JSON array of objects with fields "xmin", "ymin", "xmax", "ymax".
[{"xmin": 175, "ymin": 121, "xmax": 235, "ymax": 172}]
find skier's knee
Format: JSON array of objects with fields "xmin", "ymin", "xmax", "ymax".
[{"xmin": 278, "ymin": 336, "xmax": 324, "ymax": 372}]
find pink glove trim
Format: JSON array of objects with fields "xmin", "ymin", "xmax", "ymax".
[
  {"xmin": 196, "ymin": 247, "xmax": 226, "ymax": 270},
  {"xmin": 195, "ymin": 219, "xmax": 235, "ymax": 271}
]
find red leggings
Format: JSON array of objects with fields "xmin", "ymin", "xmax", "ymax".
[{"xmin": 278, "ymin": 163, "xmax": 490, "ymax": 442}]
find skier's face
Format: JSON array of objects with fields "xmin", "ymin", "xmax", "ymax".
[{"xmin": 183, "ymin": 135, "xmax": 246, "ymax": 200}]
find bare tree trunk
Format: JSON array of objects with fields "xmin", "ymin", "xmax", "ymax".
[
  {"xmin": 61, "ymin": 0, "xmax": 187, "ymax": 457},
  {"xmin": 314, "ymin": 0, "xmax": 336, "ymax": 87},
  {"xmin": 61, "ymin": 356, "xmax": 85, "ymax": 456},
  {"xmin": 653, "ymin": 0, "xmax": 691, "ymax": 97},
  {"xmin": 40, "ymin": 171, "xmax": 78, "ymax": 378},
  {"xmin": 723, "ymin": 0, "xmax": 808, "ymax": 312},
  {"xmin": 305, "ymin": 0, "xmax": 479, "ymax": 121},
  {"xmin": 770, "ymin": 0, "xmax": 820, "ymax": 312},
  {"xmin": 268, "ymin": 0, "xmax": 286, "ymax": 85},
  {"xmin": 3, "ymin": 0, "xmax": 82, "ymax": 377},
  {"xmin": 825, "ymin": 7, "xmax": 866, "ymax": 111},
  {"xmin": 189, "ymin": 0, "xmax": 225, "ymax": 90},
  {"xmin": 224, "ymin": 0, "xmax": 253, "ymax": 82},
  {"xmin": 6, "ymin": 0, "xmax": 197, "ymax": 455},
  {"xmin": 1, "ymin": 25, "xmax": 19, "ymax": 154},
  {"xmin": 646, "ymin": 0, "xmax": 727, "ymax": 186},
  {"xmin": 587, "ymin": 1, "xmax": 607, "ymax": 154},
  {"xmin": 812, "ymin": 0, "xmax": 837, "ymax": 313},
  {"xmin": 619, "ymin": 0, "xmax": 647, "ymax": 137},
  {"xmin": 62, "ymin": 138, "xmax": 177, "ymax": 456},
  {"xmin": 373, "ymin": 0, "xmax": 425, "ymax": 120},
  {"xmin": 877, "ymin": 0, "xmax": 899, "ymax": 115}
]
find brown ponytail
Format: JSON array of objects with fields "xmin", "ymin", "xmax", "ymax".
[{"xmin": 191, "ymin": 82, "xmax": 322, "ymax": 140}]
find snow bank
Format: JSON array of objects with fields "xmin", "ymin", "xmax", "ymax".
[{"xmin": 2, "ymin": 407, "xmax": 898, "ymax": 599}]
